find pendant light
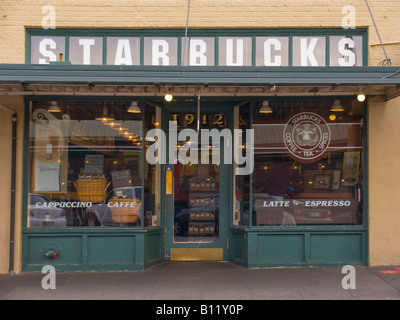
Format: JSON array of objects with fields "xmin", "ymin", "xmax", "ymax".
[
  {"xmin": 127, "ymin": 101, "xmax": 141, "ymax": 113},
  {"xmin": 95, "ymin": 103, "xmax": 115, "ymax": 121},
  {"xmin": 330, "ymin": 100, "xmax": 344, "ymax": 112},
  {"xmin": 357, "ymin": 94, "xmax": 366, "ymax": 102},
  {"xmin": 259, "ymin": 100, "xmax": 273, "ymax": 114},
  {"xmin": 164, "ymin": 88, "xmax": 173, "ymax": 102},
  {"xmin": 48, "ymin": 101, "xmax": 61, "ymax": 113}
]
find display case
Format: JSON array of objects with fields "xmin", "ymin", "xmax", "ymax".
[{"xmin": 187, "ymin": 178, "xmax": 219, "ymax": 241}]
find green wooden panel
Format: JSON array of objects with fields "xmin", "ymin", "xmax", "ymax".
[
  {"xmin": 256, "ymin": 234, "xmax": 305, "ymax": 263},
  {"xmin": 87, "ymin": 236, "xmax": 136, "ymax": 264},
  {"xmin": 231, "ymin": 230, "xmax": 247, "ymax": 265},
  {"xmin": 27, "ymin": 236, "xmax": 82, "ymax": 265},
  {"xmin": 309, "ymin": 233, "xmax": 363, "ymax": 264},
  {"xmin": 144, "ymin": 230, "xmax": 163, "ymax": 267}
]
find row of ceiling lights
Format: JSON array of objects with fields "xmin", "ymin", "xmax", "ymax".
[
  {"xmin": 48, "ymin": 100, "xmax": 142, "ymax": 116},
  {"xmin": 259, "ymin": 94, "xmax": 366, "ymax": 114},
  {"xmin": 48, "ymin": 92, "xmax": 366, "ymax": 115}
]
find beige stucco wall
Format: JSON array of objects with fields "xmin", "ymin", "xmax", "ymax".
[
  {"xmin": 0, "ymin": 1, "xmax": 399, "ymax": 272},
  {"xmin": 0, "ymin": 0, "xmax": 399, "ymax": 66},
  {"xmin": 0, "ymin": 97, "xmax": 24, "ymax": 274},
  {"xmin": 368, "ymin": 97, "xmax": 400, "ymax": 266}
]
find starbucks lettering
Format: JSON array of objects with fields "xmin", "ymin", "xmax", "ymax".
[{"xmin": 30, "ymin": 33, "xmax": 364, "ymax": 67}]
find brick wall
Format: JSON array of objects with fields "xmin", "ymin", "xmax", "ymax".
[{"xmin": 0, "ymin": 0, "xmax": 399, "ymax": 65}]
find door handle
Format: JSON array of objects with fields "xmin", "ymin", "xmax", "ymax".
[{"xmin": 166, "ymin": 167, "xmax": 173, "ymax": 195}]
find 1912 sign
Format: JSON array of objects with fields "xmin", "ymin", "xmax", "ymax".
[{"xmin": 169, "ymin": 113, "xmax": 226, "ymax": 128}]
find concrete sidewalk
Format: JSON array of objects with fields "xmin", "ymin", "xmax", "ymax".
[{"xmin": 1, "ymin": 262, "xmax": 400, "ymax": 300}]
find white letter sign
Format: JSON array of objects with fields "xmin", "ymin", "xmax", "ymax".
[
  {"xmin": 226, "ymin": 38, "xmax": 244, "ymax": 66},
  {"xmin": 79, "ymin": 39, "xmax": 95, "ymax": 65},
  {"xmin": 338, "ymin": 38, "xmax": 355, "ymax": 66},
  {"xmin": 300, "ymin": 38, "xmax": 318, "ymax": 66},
  {"xmin": 39, "ymin": 39, "xmax": 57, "ymax": 64},
  {"xmin": 115, "ymin": 39, "xmax": 133, "ymax": 65},
  {"xmin": 152, "ymin": 40, "xmax": 170, "ymax": 66},
  {"xmin": 190, "ymin": 39, "xmax": 207, "ymax": 66},
  {"xmin": 264, "ymin": 39, "xmax": 282, "ymax": 66}
]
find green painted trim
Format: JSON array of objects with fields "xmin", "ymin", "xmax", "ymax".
[
  {"xmin": 102, "ymin": 35, "xmax": 107, "ymax": 65},
  {"xmin": 141, "ymin": 104, "xmax": 145, "ymax": 228},
  {"xmin": 65, "ymin": 35, "xmax": 70, "ymax": 62},
  {"xmin": 363, "ymin": 32, "xmax": 369, "ymax": 66},
  {"xmin": 325, "ymin": 35, "xmax": 330, "ymax": 67},
  {"xmin": 25, "ymin": 34, "xmax": 31, "ymax": 64},
  {"xmin": 248, "ymin": 102, "xmax": 254, "ymax": 228},
  {"xmin": 288, "ymin": 35, "xmax": 293, "ymax": 67},
  {"xmin": 251, "ymin": 35, "xmax": 256, "ymax": 67}
]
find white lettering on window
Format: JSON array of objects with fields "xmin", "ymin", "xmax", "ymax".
[
  {"xmin": 79, "ymin": 39, "xmax": 95, "ymax": 65},
  {"xmin": 338, "ymin": 38, "xmax": 355, "ymax": 66},
  {"xmin": 190, "ymin": 39, "xmax": 207, "ymax": 66},
  {"xmin": 300, "ymin": 38, "xmax": 319, "ymax": 66},
  {"xmin": 226, "ymin": 38, "xmax": 243, "ymax": 66},
  {"xmin": 152, "ymin": 39, "xmax": 170, "ymax": 66},
  {"xmin": 264, "ymin": 39, "xmax": 282, "ymax": 66},
  {"xmin": 115, "ymin": 39, "xmax": 132, "ymax": 65},
  {"xmin": 39, "ymin": 39, "xmax": 57, "ymax": 64}
]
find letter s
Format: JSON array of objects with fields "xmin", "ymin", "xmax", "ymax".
[{"xmin": 39, "ymin": 39, "xmax": 57, "ymax": 64}]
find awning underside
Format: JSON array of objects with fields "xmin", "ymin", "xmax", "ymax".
[{"xmin": 0, "ymin": 64, "xmax": 399, "ymax": 100}]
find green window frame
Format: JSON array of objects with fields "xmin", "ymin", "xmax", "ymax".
[{"xmin": 26, "ymin": 28, "xmax": 368, "ymax": 67}]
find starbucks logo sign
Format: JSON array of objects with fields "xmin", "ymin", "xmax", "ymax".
[{"xmin": 283, "ymin": 112, "xmax": 331, "ymax": 161}]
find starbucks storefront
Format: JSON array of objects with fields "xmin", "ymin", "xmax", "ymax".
[{"xmin": 2, "ymin": 28, "xmax": 399, "ymax": 271}]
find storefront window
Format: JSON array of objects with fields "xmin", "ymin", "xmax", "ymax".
[
  {"xmin": 28, "ymin": 100, "xmax": 144, "ymax": 227},
  {"xmin": 252, "ymin": 99, "xmax": 364, "ymax": 226}
]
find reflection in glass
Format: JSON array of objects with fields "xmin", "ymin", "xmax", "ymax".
[
  {"xmin": 28, "ymin": 101, "xmax": 143, "ymax": 227},
  {"xmin": 252, "ymin": 99, "xmax": 364, "ymax": 226}
]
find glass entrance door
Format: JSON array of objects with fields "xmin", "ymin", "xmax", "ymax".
[
  {"xmin": 173, "ymin": 156, "xmax": 221, "ymax": 244},
  {"xmin": 164, "ymin": 103, "xmax": 232, "ymax": 261}
]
